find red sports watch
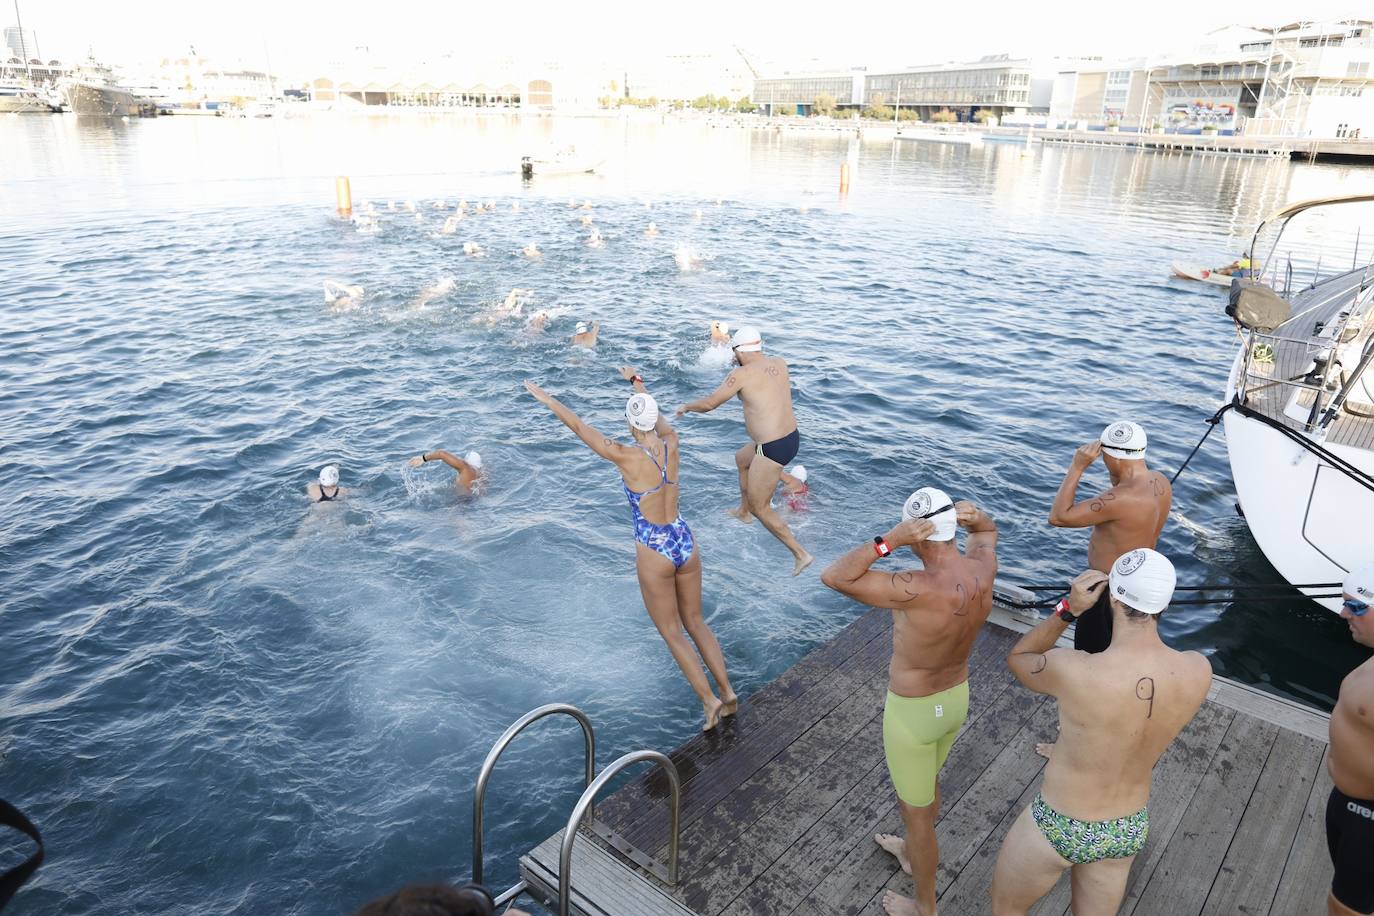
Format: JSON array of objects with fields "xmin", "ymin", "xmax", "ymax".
[
  {"xmin": 873, "ymin": 536, "xmax": 892, "ymax": 558},
  {"xmin": 1055, "ymin": 598, "xmax": 1075, "ymax": 622}
]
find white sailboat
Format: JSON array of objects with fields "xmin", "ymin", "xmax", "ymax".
[{"xmin": 1221, "ymin": 194, "xmax": 1374, "ymax": 611}]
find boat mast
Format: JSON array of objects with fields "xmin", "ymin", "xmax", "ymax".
[{"xmin": 13, "ymin": 0, "xmax": 33, "ymax": 81}]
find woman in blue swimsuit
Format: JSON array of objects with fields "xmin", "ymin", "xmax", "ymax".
[{"xmin": 525, "ymin": 369, "xmax": 737, "ymax": 730}]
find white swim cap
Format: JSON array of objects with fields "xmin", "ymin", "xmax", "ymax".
[
  {"xmin": 731, "ymin": 326, "xmax": 763, "ymax": 353},
  {"xmin": 1109, "ymin": 548, "xmax": 1176, "ymax": 614},
  {"xmin": 626, "ymin": 392, "xmax": 659, "ymax": 431},
  {"xmin": 319, "ymin": 465, "xmax": 340, "ymax": 487},
  {"xmin": 464, "ymin": 450, "xmax": 483, "ymax": 470},
  {"xmin": 576, "ymin": 322, "xmax": 588, "ymax": 334},
  {"xmin": 902, "ymin": 486, "xmax": 957, "ymax": 542},
  {"xmin": 790, "ymin": 464, "xmax": 808, "ymax": 484},
  {"xmin": 1345, "ymin": 563, "xmax": 1374, "ymax": 602},
  {"xmin": 712, "ymin": 320, "xmax": 729, "ymax": 335},
  {"xmin": 1101, "ymin": 421, "xmax": 1148, "ymax": 460}
]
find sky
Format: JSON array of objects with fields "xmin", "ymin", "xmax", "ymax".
[{"xmin": 11, "ymin": 0, "xmax": 1369, "ymax": 78}]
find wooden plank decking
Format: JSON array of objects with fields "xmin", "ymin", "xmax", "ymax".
[{"xmin": 524, "ymin": 608, "xmax": 1333, "ymax": 915}]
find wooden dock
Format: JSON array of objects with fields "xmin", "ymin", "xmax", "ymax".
[
  {"xmin": 519, "ymin": 607, "xmax": 1334, "ymax": 915},
  {"xmin": 1026, "ymin": 127, "xmax": 1374, "ymax": 162}
]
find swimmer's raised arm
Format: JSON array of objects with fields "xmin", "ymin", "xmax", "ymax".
[
  {"xmin": 1048, "ymin": 441, "xmax": 1124, "ymax": 528},
  {"xmin": 676, "ymin": 368, "xmax": 744, "ymax": 417},
  {"xmin": 408, "ymin": 450, "xmax": 469, "ymax": 472},
  {"xmin": 820, "ymin": 518, "xmax": 937, "ymax": 609},
  {"xmin": 525, "ymin": 380, "xmax": 627, "ymax": 463},
  {"xmin": 956, "ymin": 501, "xmax": 999, "ymax": 573},
  {"xmin": 1007, "ymin": 570, "xmax": 1104, "ymax": 694},
  {"xmin": 620, "ymin": 367, "xmax": 674, "ymax": 438}
]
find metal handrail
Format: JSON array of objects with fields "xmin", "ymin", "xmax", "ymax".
[
  {"xmin": 472, "ymin": 703, "xmax": 596, "ymax": 887},
  {"xmin": 557, "ymin": 750, "xmax": 681, "ymax": 916}
]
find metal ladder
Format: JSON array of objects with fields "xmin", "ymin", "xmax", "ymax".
[{"xmin": 471, "ymin": 703, "xmax": 682, "ymax": 916}]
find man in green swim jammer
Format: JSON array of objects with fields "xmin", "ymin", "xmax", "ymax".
[{"xmin": 822, "ymin": 489, "xmax": 999, "ymax": 916}]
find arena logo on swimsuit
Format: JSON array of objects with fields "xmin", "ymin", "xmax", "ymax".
[{"xmin": 1350, "ymin": 801, "xmax": 1374, "ymax": 820}]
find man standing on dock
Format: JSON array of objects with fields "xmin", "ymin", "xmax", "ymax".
[
  {"xmin": 677, "ymin": 326, "xmax": 813, "ymax": 575},
  {"xmin": 821, "ymin": 491, "xmax": 998, "ymax": 916},
  {"xmin": 991, "ymin": 549, "xmax": 1211, "ymax": 916},
  {"xmin": 1327, "ymin": 563, "xmax": 1374, "ymax": 916},
  {"xmin": 1048, "ymin": 421, "xmax": 1171, "ymax": 653}
]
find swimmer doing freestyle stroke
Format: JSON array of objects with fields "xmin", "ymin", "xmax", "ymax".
[
  {"xmin": 525, "ymin": 368, "xmax": 737, "ymax": 731},
  {"xmin": 677, "ymin": 326, "xmax": 813, "ymax": 575}
]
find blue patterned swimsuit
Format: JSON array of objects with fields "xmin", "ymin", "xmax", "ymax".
[{"xmin": 624, "ymin": 441, "xmax": 695, "ymax": 569}]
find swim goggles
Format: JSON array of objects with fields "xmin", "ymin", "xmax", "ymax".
[
  {"xmin": 915, "ymin": 503, "xmax": 955, "ymax": 520},
  {"xmin": 1342, "ymin": 598, "xmax": 1369, "ymax": 617}
]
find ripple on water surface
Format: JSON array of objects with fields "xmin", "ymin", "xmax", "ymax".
[{"xmin": 2, "ymin": 117, "xmax": 1372, "ymax": 915}]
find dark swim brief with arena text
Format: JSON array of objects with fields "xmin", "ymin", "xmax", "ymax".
[
  {"xmin": 1328, "ymin": 785, "xmax": 1374, "ymax": 913},
  {"xmin": 757, "ymin": 429, "xmax": 800, "ymax": 466}
]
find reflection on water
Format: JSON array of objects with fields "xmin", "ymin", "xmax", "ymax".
[{"xmin": 2, "ymin": 113, "xmax": 1373, "ymax": 915}]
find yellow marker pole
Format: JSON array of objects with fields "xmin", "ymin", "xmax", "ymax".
[
  {"xmin": 839, "ymin": 163, "xmax": 850, "ymax": 194},
  {"xmin": 335, "ymin": 176, "xmax": 352, "ymax": 218}
]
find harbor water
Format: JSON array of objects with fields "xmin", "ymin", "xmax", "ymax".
[{"xmin": 1, "ymin": 113, "xmax": 1371, "ymax": 914}]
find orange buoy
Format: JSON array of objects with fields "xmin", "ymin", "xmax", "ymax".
[
  {"xmin": 335, "ymin": 176, "xmax": 352, "ymax": 218},
  {"xmin": 839, "ymin": 163, "xmax": 850, "ymax": 194}
]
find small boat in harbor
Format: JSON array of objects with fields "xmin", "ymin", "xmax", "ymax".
[
  {"xmin": 1220, "ymin": 194, "xmax": 1374, "ymax": 611},
  {"xmin": 1172, "ymin": 261, "xmax": 1238, "ymax": 287},
  {"xmin": 0, "ymin": 80, "xmax": 55, "ymax": 113},
  {"xmin": 895, "ymin": 124, "xmax": 984, "ymax": 147},
  {"xmin": 520, "ymin": 145, "xmax": 603, "ymax": 178}
]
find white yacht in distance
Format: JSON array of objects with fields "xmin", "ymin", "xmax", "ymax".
[
  {"xmin": 0, "ymin": 80, "xmax": 51, "ymax": 112},
  {"xmin": 59, "ymin": 57, "xmax": 141, "ymax": 116},
  {"xmin": 894, "ymin": 124, "xmax": 984, "ymax": 147},
  {"xmin": 1221, "ymin": 194, "xmax": 1374, "ymax": 611}
]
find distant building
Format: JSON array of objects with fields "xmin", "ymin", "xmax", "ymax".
[
  {"xmin": 3, "ymin": 26, "xmax": 37, "ymax": 60},
  {"xmin": 752, "ymin": 55, "xmax": 1037, "ymax": 120},
  {"xmin": 1047, "ymin": 20, "xmax": 1374, "ymax": 137},
  {"xmin": 750, "ymin": 69, "xmax": 864, "ymax": 115}
]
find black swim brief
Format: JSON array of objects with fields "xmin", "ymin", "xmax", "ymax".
[
  {"xmin": 1328, "ymin": 785, "xmax": 1374, "ymax": 913},
  {"xmin": 756, "ymin": 429, "xmax": 800, "ymax": 466}
]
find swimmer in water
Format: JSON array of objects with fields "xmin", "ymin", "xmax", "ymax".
[
  {"xmin": 567, "ymin": 198, "xmax": 577, "ymax": 208},
  {"xmin": 432, "ymin": 199, "xmax": 446, "ymax": 209},
  {"xmin": 498, "ymin": 288, "xmax": 532, "ymax": 317},
  {"xmin": 571, "ymin": 321, "xmax": 600, "ymax": 347},
  {"xmin": 587, "ymin": 228, "xmax": 604, "ymax": 248},
  {"xmin": 457, "ymin": 199, "xmax": 469, "ymax": 212},
  {"xmin": 511, "ymin": 201, "xmax": 521, "ymax": 213},
  {"xmin": 581, "ymin": 200, "xmax": 593, "ymax": 210},
  {"xmin": 779, "ymin": 464, "xmax": 809, "ymax": 511},
  {"xmin": 580, "ymin": 214, "xmax": 594, "ymax": 226},
  {"xmin": 645, "ymin": 222, "xmax": 660, "ymax": 237},
  {"xmin": 673, "ymin": 244, "xmax": 702, "ymax": 270},
  {"xmin": 463, "ymin": 241, "xmax": 485, "ymax": 257},
  {"xmin": 677, "ymin": 326, "xmax": 813, "ymax": 575},
  {"xmin": 407, "ymin": 449, "xmax": 483, "ymax": 494},
  {"xmin": 526, "ymin": 310, "xmax": 550, "ymax": 332},
  {"xmin": 525, "ymin": 370, "xmax": 738, "ymax": 730},
  {"xmin": 522, "ymin": 242, "xmax": 541, "ymax": 258},
  {"xmin": 440, "ymin": 214, "xmax": 462, "ymax": 234},
  {"xmin": 404, "ymin": 200, "xmax": 416, "ymax": 212},
  {"xmin": 323, "ymin": 280, "xmax": 364, "ymax": 311},
  {"xmin": 412, "ymin": 277, "xmax": 455, "ymax": 309},
  {"xmin": 710, "ymin": 320, "xmax": 731, "ymax": 345},
  {"xmin": 694, "ymin": 208, "xmax": 704, "ymax": 220},
  {"xmin": 308, "ymin": 465, "xmax": 346, "ymax": 502}
]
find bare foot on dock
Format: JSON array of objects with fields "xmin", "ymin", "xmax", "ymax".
[
  {"xmin": 792, "ymin": 550, "xmax": 814, "ymax": 577},
  {"xmin": 728, "ymin": 506, "xmax": 754, "ymax": 524},
  {"xmin": 703, "ymin": 696, "xmax": 724, "ymax": 731},
  {"xmin": 880, "ymin": 890, "xmax": 931, "ymax": 916},
  {"xmin": 1035, "ymin": 742, "xmax": 1056, "ymax": 760},
  {"xmin": 721, "ymin": 693, "xmax": 739, "ymax": 718},
  {"xmin": 874, "ymin": 834, "xmax": 911, "ymax": 875}
]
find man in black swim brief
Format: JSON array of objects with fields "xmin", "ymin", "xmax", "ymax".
[
  {"xmin": 1328, "ymin": 563, "xmax": 1374, "ymax": 916},
  {"xmin": 677, "ymin": 326, "xmax": 813, "ymax": 576}
]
